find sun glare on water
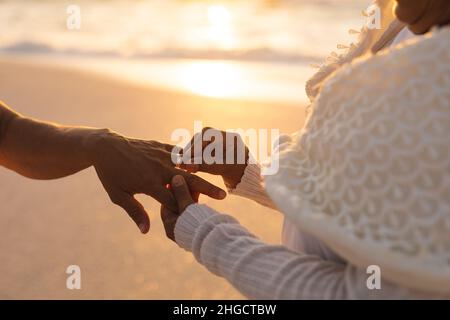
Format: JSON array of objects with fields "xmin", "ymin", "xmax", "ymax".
[
  {"xmin": 178, "ymin": 61, "xmax": 243, "ymax": 99},
  {"xmin": 77, "ymin": 2, "xmax": 312, "ymax": 103},
  {"xmin": 206, "ymin": 5, "xmax": 235, "ymax": 49},
  {"xmin": 174, "ymin": 5, "xmax": 240, "ymax": 99}
]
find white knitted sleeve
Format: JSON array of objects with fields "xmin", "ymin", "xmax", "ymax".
[
  {"xmin": 228, "ymin": 163, "xmax": 278, "ymax": 210},
  {"xmin": 174, "ymin": 204, "xmax": 438, "ymax": 299},
  {"xmin": 228, "ymin": 134, "xmax": 295, "ymax": 210}
]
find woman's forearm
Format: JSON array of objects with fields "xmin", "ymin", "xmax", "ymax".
[
  {"xmin": 0, "ymin": 101, "xmax": 100, "ymax": 179},
  {"xmin": 175, "ymin": 204, "xmax": 431, "ymax": 299},
  {"xmin": 175, "ymin": 204, "xmax": 348, "ymax": 299}
]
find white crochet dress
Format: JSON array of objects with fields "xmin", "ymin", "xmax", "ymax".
[{"xmin": 265, "ymin": 25, "xmax": 450, "ymax": 294}]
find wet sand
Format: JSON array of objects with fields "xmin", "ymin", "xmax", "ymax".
[{"xmin": 0, "ymin": 58, "xmax": 305, "ymax": 299}]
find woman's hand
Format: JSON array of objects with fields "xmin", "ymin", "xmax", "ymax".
[
  {"xmin": 87, "ymin": 129, "xmax": 225, "ymax": 234},
  {"xmin": 395, "ymin": 0, "xmax": 450, "ymax": 34},
  {"xmin": 160, "ymin": 175, "xmax": 198, "ymax": 241},
  {"xmin": 179, "ymin": 128, "xmax": 249, "ymax": 190}
]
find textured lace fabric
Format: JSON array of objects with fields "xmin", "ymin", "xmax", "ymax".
[
  {"xmin": 306, "ymin": 0, "xmax": 398, "ymax": 102},
  {"xmin": 265, "ymin": 26, "xmax": 450, "ymax": 293}
]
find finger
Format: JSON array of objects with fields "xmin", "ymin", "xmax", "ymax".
[
  {"xmin": 400, "ymin": 1, "xmax": 448, "ymax": 34},
  {"xmin": 191, "ymin": 191, "xmax": 200, "ymax": 203},
  {"xmin": 408, "ymin": 5, "xmax": 439, "ymax": 34},
  {"xmin": 178, "ymin": 163, "xmax": 200, "ymax": 173},
  {"xmin": 178, "ymin": 170, "xmax": 227, "ymax": 200},
  {"xmin": 180, "ymin": 157, "xmax": 223, "ymax": 176},
  {"xmin": 181, "ymin": 132, "xmax": 203, "ymax": 160},
  {"xmin": 167, "ymin": 144, "xmax": 183, "ymax": 167},
  {"xmin": 160, "ymin": 142, "xmax": 177, "ymax": 153},
  {"xmin": 394, "ymin": 0, "xmax": 428, "ymax": 26},
  {"xmin": 138, "ymin": 141, "xmax": 177, "ymax": 165},
  {"xmin": 146, "ymin": 140, "xmax": 176, "ymax": 153},
  {"xmin": 160, "ymin": 205, "xmax": 178, "ymax": 241},
  {"xmin": 171, "ymin": 175, "xmax": 195, "ymax": 213},
  {"xmin": 181, "ymin": 129, "xmax": 243, "ymax": 176},
  {"xmin": 179, "ymin": 162, "xmax": 222, "ymax": 176},
  {"xmin": 166, "ymin": 176, "xmax": 200, "ymax": 202},
  {"xmin": 181, "ymin": 127, "xmax": 216, "ymax": 160},
  {"xmin": 160, "ymin": 205, "xmax": 172, "ymax": 221},
  {"xmin": 111, "ymin": 192, "xmax": 150, "ymax": 234},
  {"xmin": 148, "ymin": 187, "xmax": 177, "ymax": 212}
]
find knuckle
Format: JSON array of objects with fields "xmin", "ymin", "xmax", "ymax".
[
  {"xmin": 109, "ymin": 193, "xmax": 123, "ymax": 206},
  {"xmin": 202, "ymin": 127, "xmax": 213, "ymax": 134}
]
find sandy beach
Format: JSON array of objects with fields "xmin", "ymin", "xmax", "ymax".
[{"xmin": 0, "ymin": 58, "xmax": 305, "ymax": 299}]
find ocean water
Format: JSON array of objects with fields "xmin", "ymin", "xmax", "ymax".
[{"xmin": 0, "ymin": 0, "xmax": 370, "ymax": 103}]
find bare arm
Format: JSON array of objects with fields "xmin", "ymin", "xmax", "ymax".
[
  {"xmin": 0, "ymin": 100, "xmax": 99, "ymax": 179},
  {"xmin": 0, "ymin": 101, "xmax": 226, "ymax": 233}
]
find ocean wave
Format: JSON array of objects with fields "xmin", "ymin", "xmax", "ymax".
[{"xmin": 0, "ymin": 41, "xmax": 324, "ymax": 64}]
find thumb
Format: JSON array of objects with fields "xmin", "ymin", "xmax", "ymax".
[{"xmin": 171, "ymin": 175, "xmax": 195, "ymax": 213}]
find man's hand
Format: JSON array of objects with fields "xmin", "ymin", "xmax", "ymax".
[
  {"xmin": 179, "ymin": 128, "xmax": 249, "ymax": 190},
  {"xmin": 87, "ymin": 130, "xmax": 226, "ymax": 234},
  {"xmin": 161, "ymin": 175, "xmax": 197, "ymax": 241},
  {"xmin": 0, "ymin": 101, "xmax": 226, "ymax": 234}
]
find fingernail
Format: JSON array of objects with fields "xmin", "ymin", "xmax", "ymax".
[
  {"xmin": 139, "ymin": 223, "xmax": 147, "ymax": 234},
  {"xmin": 172, "ymin": 175, "xmax": 184, "ymax": 187}
]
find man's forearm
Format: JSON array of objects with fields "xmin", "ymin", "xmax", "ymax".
[
  {"xmin": 0, "ymin": 101, "xmax": 101, "ymax": 179},
  {"xmin": 0, "ymin": 101, "xmax": 19, "ymax": 148}
]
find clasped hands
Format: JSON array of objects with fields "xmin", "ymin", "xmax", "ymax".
[{"xmin": 93, "ymin": 128, "xmax": 247, "ymax": 237}]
